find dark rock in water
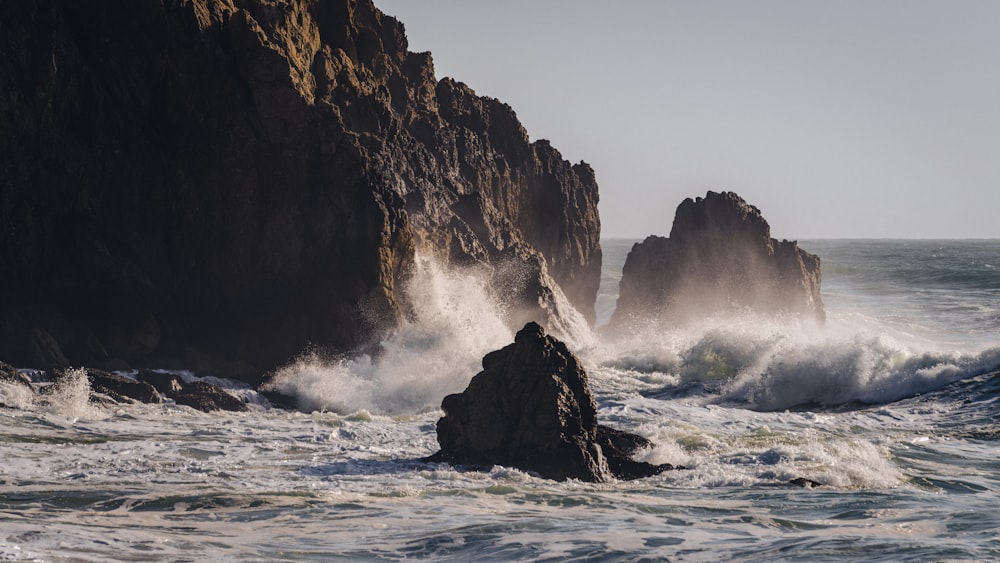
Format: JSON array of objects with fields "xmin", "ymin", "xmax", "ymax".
[
  {"xmin": 0, "ymin": 361, "xmax": 34, "ymax": 391},
  {"xmin": 431, "ymin": 322, "xmax": 673, "ymax": 482},
  {"xmin": 138, "ymin": 370, "xmax": 247, "ymax": 413},
  {"xmin": 257, "ymin": 388, "xmax": 300, "ymax": 411},
  {"xmin": 0, "ymin": 361, "xmax": 36, "ymax": 406},
  {"xmin": 173, "ymin": 381, "xmax": 248, "ymax": 413},
  {"xmin": 611, "ymin": 191, "xmax": 824, "ymax": 331},
  {"xmin": 139, "ymin": 370, "xmax": 187, "ymax": 396},
  {"xmin": 789, "ymin": 477, "xmax": 823, "ymax": 488},
  {"xmin": 0, "ymin": 0, "xmax": 600, "ymax": 381},
  {"xmin": 83, "ymin": 369, "xmax": 163, "ymax": 405}
]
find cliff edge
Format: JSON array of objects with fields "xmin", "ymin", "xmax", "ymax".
[{"xmin": 0, "ymin": 0, "xmax": 601, "ymax": 380}]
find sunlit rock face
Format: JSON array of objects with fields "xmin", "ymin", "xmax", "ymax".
[
  {"xmin": 0, "ymin": 0, "xmax": 600, "ymax": 380},
  {"xmin": 610, "ymin": 191, "xmax": 824, "ymax": 332}
]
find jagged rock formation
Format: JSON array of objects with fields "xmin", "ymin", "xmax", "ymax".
[
  {"xmin": 0, "ymin": 0, "xmax": 601, "ymax": 381},
  {"xmin": 82, "ymin": 369, "xmax": 163, "ymax": 405},
  {"xmin": 430, "ymin": 322, "xmax": 673, "ymax": 482},
  {"xmin": 140, "ymin": 371, "xmax": 248, "ymax": 412},
  {"xmin": 610, "ymin": 191, "xmax": 824, "ymax": 331}
]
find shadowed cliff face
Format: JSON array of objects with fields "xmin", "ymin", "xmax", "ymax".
[
  {"xmin": 610, "ymin": 191, "xmax": 823, "ymax": 332},
  {"xmin": 0, "ymin": 0, "xmax": 601, "ymax": 381}
]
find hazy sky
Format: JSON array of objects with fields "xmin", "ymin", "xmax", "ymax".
[{"xmin": 374, "ymin": 1, "xmax": 1000, "ymax": 239}]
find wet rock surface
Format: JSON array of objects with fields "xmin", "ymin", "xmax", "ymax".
[
  {"xmin": 430, "ymin": 322, "xmax": 674, "ymax": 482},
  {"xmin": 611, "ymin": 191, "xmax": 824, "ymax": 332},
  {"xmin": 139, "ymin": 371, "xmax": 248, "ymax": 412}
]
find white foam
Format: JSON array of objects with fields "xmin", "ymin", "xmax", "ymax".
[
  {"xmin": 631, "ymin": 405, "xmax": 903, "ymax": 489},
  {"xmin": 267, "ymin": 256, "xmax": 513, "ymax": 415},
  {"xmin": 594, "ymin": 311, "xmax": 1000, "ymax": 411},
  {"xmin": 38, "ymin": 368, "xmax": 107, "ymax": 420},
  {"xmin": 0, "ymin": 381, "xmax": 35, "ymax": 410}
]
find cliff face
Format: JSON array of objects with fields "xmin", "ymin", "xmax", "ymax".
[
  {"xmin": 0, "ymin": 0, "xmax": 601, "ymax": 380},
  {"xmin": 610, "ymin": 191, "xmax": 823, "ymax": 331}
]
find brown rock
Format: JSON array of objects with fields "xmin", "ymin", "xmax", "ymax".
[
  {"xmin": 83, "ymin": 369, "xmax": 162, "ymax": 405},
  {"xmin": 138, "ymin": 370, "xmax": 248, "ymax": 412},
  {"xmin": 611, "ymin": 191, "xmax": 824, "ymax": 331}
]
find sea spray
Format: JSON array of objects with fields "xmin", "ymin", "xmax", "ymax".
[
  {"xmin": 266, "ymin": 256, "xmax": 513, "ymax": 414},
  {"xmin": 592, "ymin": 311, "xmax": 1000, "ymax": 411},
  {"xmin": 266, "ymin": 254, "xmax": 599, "ymax": 415},
  {"xmin": 2, "ymin": 240, "xmax": 1000, "ymax": 561},
  {"xmin": 39, "ymin": 368, "xmax": 106, "ymax": 420}
]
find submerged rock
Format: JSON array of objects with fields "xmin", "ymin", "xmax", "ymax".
[
  {"xmin": 0, "ymin": 0, "xmax": 600, "ymax": 381},
  {"xmin": 430, "ymin": 322, "xmax": 673, "ymax": 482},
  {"xmin": 611, "ymin": 191, "xmax": 824, "ymax": 331}
]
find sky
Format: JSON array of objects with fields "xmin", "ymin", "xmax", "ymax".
[{"xmin": 374, "ymin": 1, "xmax": 1000, "ymax": 239}]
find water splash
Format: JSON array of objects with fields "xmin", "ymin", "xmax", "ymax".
[
  {"xmin": 267, "ymin": 256, "xmax": 514, "ymax": 415},
  {"xmin": 39, "ymin": 368, "xmax": 105, "ymax": 420},
  {"xmin": 598, "ymin": 311, "xmax": 1000, "ymax": 411},
  {"xmin": 0, "ymin": 380, "xmax": 35, "ymax": 410}
]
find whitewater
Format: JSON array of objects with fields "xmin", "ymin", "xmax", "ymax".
[{"xmin": 2, "ymin": 239, "xmax": 998, "ymax": 561}]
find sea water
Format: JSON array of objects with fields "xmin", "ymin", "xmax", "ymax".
[{"xmin": 1, "ymin": 240, "xmax": 999, "ymax": 561}]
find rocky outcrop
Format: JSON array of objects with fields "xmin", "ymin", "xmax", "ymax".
[
  {"xmin": 610, "ymin": 191, "xmax": 823, "ymax": 331},
  {"xmin": 0, "ymin": 0, "xmax": 601, "ymax": 381},
  {"xmin": 140, "ymin": 371, "xmax": 248, "ymax": 412},
  {"xmin": 84, "ymin": 369, "xmax": 163, "ymax": 405},
  {"xmin": 0, "ymin": 361, "xmax": 34, "ymax": 391},
  {"xmin": 430, "ymin": 322, "xmax": 673, "ymax": 482}
]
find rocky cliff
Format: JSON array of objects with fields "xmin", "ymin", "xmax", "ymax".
[
  {"xmin": 610, "ymin": 191, "xmax": 823, "ymax": 331},
  {"xmin": 0, "ymin": 0, "xmax": 601, "ymax": 381}
]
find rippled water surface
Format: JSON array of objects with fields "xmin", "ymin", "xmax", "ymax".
[{"xmin": 2, "ymin": 240, "xmax": 999, "ymax": 561}]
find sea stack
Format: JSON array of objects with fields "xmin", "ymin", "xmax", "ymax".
[
  {"xmin": 0, "ymin": 0, "xmax": 600, "ymax": 380},
  {"xmin": 610, "ymin": 191, "xmax": 824, "ymax": 331},
  {"xmin": 431, "ymin": 322, "xmax": 673, "ymax": 482}
]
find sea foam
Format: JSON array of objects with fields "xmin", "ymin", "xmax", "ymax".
[
  {"xmin": 267, "ymin": 256, "xmax": 513, "ymax": 415},
  {"xmin": 603, "ymin": 310, "xmax": 1000, "ymax": 411}
]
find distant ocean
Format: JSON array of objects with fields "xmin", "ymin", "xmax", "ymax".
[{"xmin": 2, "ymin": 239, "xmax": 999, "ymax": 561}]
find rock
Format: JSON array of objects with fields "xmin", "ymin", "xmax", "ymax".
[
  {"xmin": 611, "ymin": 191, "xmax": 824, "ymax": 331},
  {"xmin": 41, "ymin": 367, "xmax": 160, "ymax": 405},
  {"xmin": 173, "ymin": 381, "xmax": 249, "ymax": 413},
  {"xmin": 789, "ymin": 477, "xmax": 823, "ymax": 488},
  {"xmin": 80, "ymin": 368, "xmax": 162, "ymax": 404},
  {"xmin": 0, "ymin": 362, "xmax": 35, "ymax": 394},
  {"xmin": 139, "ymin": 370, "xmax": 187, "ymax": 395},
  {"xmin": 431, "ymin": 322, "xmax": 673, "ymax": 482},
  {"xmin": 0, "ymin": 0, "xmax": 601, "ymax": 381},
  {"xmin": 138, "ymin": 370, "xmax": 247, "ymax": 413}
]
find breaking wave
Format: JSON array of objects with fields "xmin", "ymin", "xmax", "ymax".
[
  {"xmin": 265, "ymin": 255, "xmax": 600, "ymax": 415},
  {"xmin": 601, "ymin": 312, "xmax": 1000, "ymax": 412}
]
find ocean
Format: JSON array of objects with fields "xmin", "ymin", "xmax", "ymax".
[{"xmin": 2, "ymin": 239, "xmax": 998, "ymax": 562}]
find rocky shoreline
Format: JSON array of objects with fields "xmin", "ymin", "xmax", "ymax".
[{"xmin": 1, "ymin": 0, "xmax": 826, "ymax": 483}]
